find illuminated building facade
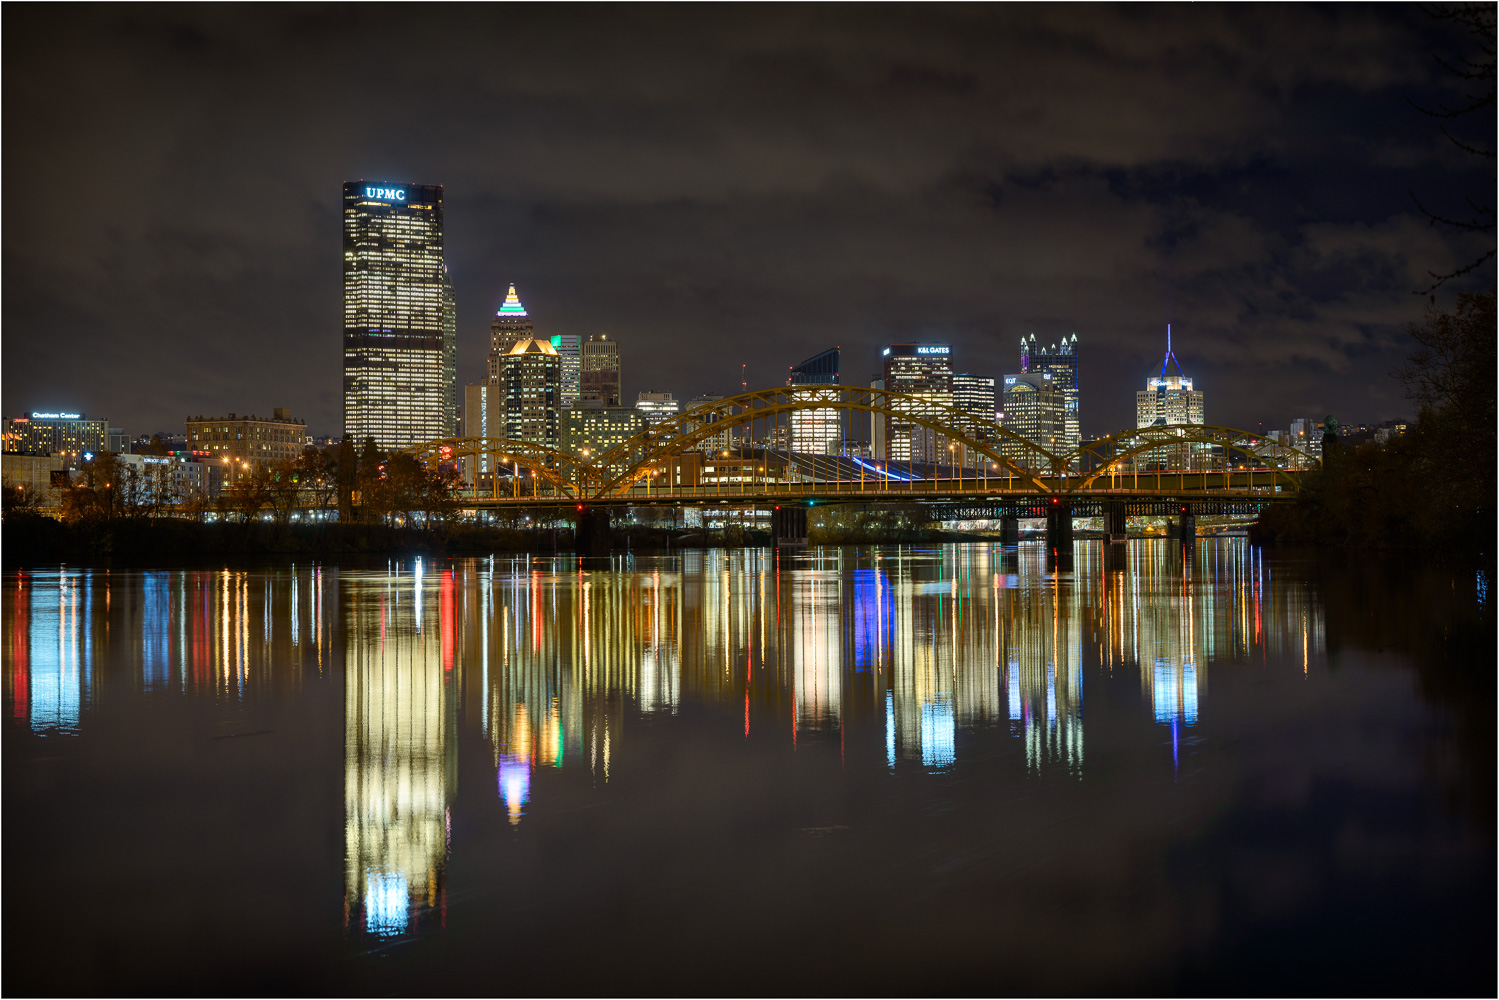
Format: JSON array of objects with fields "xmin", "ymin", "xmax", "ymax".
[
  {"xmin": 462, "ymin": 382, "xmax": 504, "ymax": 486},
  {"xmin": 342, "ymin": 181, "xmax": 449, "ymax": 452},
  {"xmin": 1135, "ymin": 326, "xmax": 1204, "ymax": 429},
  {"xmin": 3, "ymin": 413, "xmax": 107, "ymax": 457},
  {"xmin": 581, "ymin": 334, "xmax": 621, "ymax": 405},
  {"xmin": 560, "ymin": 402, "xmax": 647, "ymax": 473},
  {"xmin": 551, "ymin": 334, "xmax": 582, "ymax": 410},
  {"xmin": 685, "ymin": 393, "xmax": 731, "ymax": 453},
  {"xmin": 442, "ymin": 267, "xmax": 458, "ymax": 437},
  {"xmin": 1001, "ymin": 374, "xmax": 1066, "ymax": 463},
  {"xmin": 788, "ymin": 348, "xmax": 841, "ymax": 456},
  {"xmin": 497, "ymin": 340, "xmax": 561, "ymax": 448},
  {"xmin": 1020, "ymin": 333, "xmax": 1080, "ymax": 449},
  {"xmin": 488, "ymin": 285, "xmax": 533, "ymax": 371},
  {"xmin": 881, "ymin": 343, "xmax": 954, "ymax": 463},
  {"xmin": 635, "ymin": 390, "xmax": 679, "ymax": 428},
  {"xmin": 185, "ymin": 408, "xmax": 306, "ymax": 475}
]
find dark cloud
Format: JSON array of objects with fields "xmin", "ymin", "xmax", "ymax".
[{"xmin": 3, "ymin": 4, "xmax": 1492, "ymax": 437}]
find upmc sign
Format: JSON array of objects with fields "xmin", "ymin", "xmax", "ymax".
[{"xmin": 364, "ymin": 186, "xmax": 407, "ymax": 202}]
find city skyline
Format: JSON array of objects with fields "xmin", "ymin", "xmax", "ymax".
[{"xmin": 4, "ymin": 6, "xmax": 1493, "ymax": 441}]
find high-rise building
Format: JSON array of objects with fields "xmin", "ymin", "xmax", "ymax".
[
  {"xmin": 342, "ymin": 181, "xmax": 448, "ymax": 452},
  {"xmin": 462, "ymin": 382, "xmax": 504, "ymax": 486},
  {"xmin": 635, "ymin": 390, "xmax": 679, "ymax": 428},
  {"xmin": 489, "ymin": 285, "xmax": 533, "ymax": 373},
  {"xmin": 787, "ymin": 347, "xmax": 840, "ymax": 386},
  {"xmin": 1001, "ymin": 374, "xmax": 1066, "ymax": 465},
  {"xmin": 788, "ymin": 348, "xmax": 842, "ymax": 456},
  {"xmin": 952, "ymin": 374, "xmax": 997, "ymax": 423},
  {"xmin": 561, "ymin": 401, "xmax": 648, "ymax": 475},
  {"xmin": 686, "ymin": 393, "xmax": 732, "ymax": 453},
  {"xmin": 581, "ymin": 335, "xmax": 621, "ymax": 406},
  {"xmin": 186, "ymin": 408, "xmax": 306, "ymax": 476},
  {"xmin": 1135, "ymin": 326, "xmax": 1204, "ymax": 429},
  {"xmin": 550, "ymin": 335, "xmax": 582, "ymax": 410},
  {"xmin": 881, "ymin": 343, "xmax": 954, "ymax": 464},
  {"xmin": 441, "ymin": 267, "xmax": 458, "ymax": 437},
  {"xmin": 497, "ymin": 340, "xmax": 561, "ymax": 448},
  {"xmin": 3, "ymin": 412, "xmax": 107, "ymax": 457},
  {"xmin": 1020, "ymin": 333, "xmax": 1079, "ymax": 450}
]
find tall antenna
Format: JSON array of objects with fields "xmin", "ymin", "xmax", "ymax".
[
  {"xmin": 1159, "ymin": 323, "xmax": 1185, "ymax": 378},
  {"xmin": 740, "ymin": 363, "xmax": 747, "ymax": 393}
]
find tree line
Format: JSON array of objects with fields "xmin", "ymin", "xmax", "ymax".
[{"xmin": 4, "ymin": 436, "xmax": 460, "ymax": 529}]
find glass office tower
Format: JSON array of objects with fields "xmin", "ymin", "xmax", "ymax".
[
  {"xmin": 342, "ymin": 181, "xmax": 449, "ymax": 452},
  {"xmin": 1019, "ymin": 333, "xmax": 1079, "ymax": 450}
]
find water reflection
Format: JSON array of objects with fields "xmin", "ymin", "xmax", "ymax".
[
  {"xmin": 343, "ymin": 565, "xmax": 457, "ymax": 939},
  {"xmin": 6, "ymin": 542, "xmax": 1336, "ymax": 941}
]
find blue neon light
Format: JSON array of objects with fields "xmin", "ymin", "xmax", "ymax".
[{"xmin": 851, "ymin": 456, "xmax": 920, "ymax": 482}]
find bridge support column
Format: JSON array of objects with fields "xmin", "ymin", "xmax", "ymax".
[
  {"xmin": 1045, "ymin": 502, "xmax": 1073, "ymax": 552},
  {"xmin": 575, "ymin": 507, "xmax": 612, "ymax": 556},
  {"xmin": 1169, "ymin": 509, "xmax": 1197, "ymax": 548},
  {"xmin": 774, "ymin": 505, "xmax": 808, "ymax": 547},
  {"xmin": 999, "ymin": 514, "xmax": 1020, "ymax": 546},
  {"xmin": 1103, "ymin": 502, "xmax": 1128, "ymax": 544}
]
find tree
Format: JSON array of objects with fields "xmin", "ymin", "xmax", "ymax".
[
  {"xmin": 1395, "ymin": 290, "xmax": 1496, "ymax": 549},
  {"xmin": 336, "ymin": 434, "xmax": 358, "ymax": 521},
  {"xmin": 60, "ymin": 451, "xmax": 124, "ymax": 523},
  {"xmin": 1411, "ymin": 4, "xmax": 1496, "ymax": 294}
]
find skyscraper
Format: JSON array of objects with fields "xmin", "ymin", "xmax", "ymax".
[
  {"xmin": 497, "ymin": 339, "xmax": 561, "ymax": 447},
  {"xmin": 551, "ymin": 335, "xmax": 582, "ymax": 409},
  {"xmin": 581, "ymin": 335, "xmax": 621, "ymax": 405},
  {"xmin": 789, "ymin": 347, "xmax": 841, "ymax": 456},
  {"xmin": 442, "ymin": 266, "xmax": 457, "ymax": 437},
  {"xmin": 881, "ymin": 343, "xmax": 954, "ymax": 463},
  {"xmin": 1020, "ymin": 333, "xmax": 1079, "ymax": 450},
  {"xmin": 342, "ymin": 181, "xmax": 448, "ymax": 452},
  {"xmin": 488, "ymin": 285, "xmax": 533, "ymax": 381},
  {"xmin": 1001, "ymin": 373, "xmax": 1066, "ymax": 465},
  {"xmin": 1135, "ymin": 326, "xmax": 1204, "ymax": 428}
]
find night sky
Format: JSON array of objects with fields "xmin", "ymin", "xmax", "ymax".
[{"xmin": 4, "ymin": 5, "xmax": 1493, "ymax": 441}]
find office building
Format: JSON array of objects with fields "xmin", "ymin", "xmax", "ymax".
[
  {"xmin": 787, "ymin": 347, "xmax": 840, "ymax": 386},
  {"xmin": 497, "ymin": 339, "xmax": 561, "ymax": 448},
  {"xmin": 1020, "ymin": 333, "xmax": 1079, "ymax": 450},
  {"xmin": 686, "ymin": 393, "xmax": 732, "ymax": 453},
  {"xmin": 1001, "ymin": 374, "xmax": 1067, "ymax": 464},
  {"xmin": 635, "ymin": 390, "xmax": 679, "ymax": 428},
  {"xmin": 881, "ymin": 343, "xmax": 954, "ymax": 464},
  {"xmin": 3, "ymin": 412, "xmax": 108, "ymax": 458},
  {"xmin": 788, "ymin": 348, "xmax": 841, "ymax": 456},
  {"xmin": 952, "ymin": 374, "xmax": 998, "ymax": 423},
  {"xmin": 550, "ymin": 335, "xmax": 582, "ymax": 409},
  {"xmin": 1289, "ymin": 417, "xmax": 1323, "ymax": 460},
  {"xmin": 582, "ymin": 334, "xmax": 621, "ymax": 405},
  {"xmin": 561, "ymin": 402, "xmax": 647, "ymax": 476},
  {"xmin": 342, "ymin": 181, "xmax": 449, "ymax": 452},
  {"xmin": 1135, "ymin": 326, "xmax": 1204, "ymax": 429},
  {"xmin": 186, "ymin": 408, "xmax": 307, "ymax": 476},
  {"xmin": 462, "ymin": 382, "xmax": 505, "ymax": 486},
  {"xmin": 489, "ymin": 285, "xmax": 534, "ymax": 369},
  {"xmin": 1, "ymin": 453, "xmax": 67, "ymax": 508},
  {"xmin": 442, "ymin": 266, "xmax": 458, "ymax": 437}
]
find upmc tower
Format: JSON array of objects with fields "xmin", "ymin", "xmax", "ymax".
[{"xmin": 342, "ymin": 181, "xmax": 456, "ymax": 451}]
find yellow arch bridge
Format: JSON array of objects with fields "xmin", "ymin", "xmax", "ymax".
[{"xmin": 394, "ymin": 386, "xmax": 1315, "ymax": 543}]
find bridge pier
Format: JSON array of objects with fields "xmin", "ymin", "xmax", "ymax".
[
  {"xmin": 575, "ymin": 506, "xmax": 612, "ymax": 556},
  {"xmin": 999, "ymin": 515, "xmax": 1020, "ymax": 546},
  {"xmin": 1169, "ymin": 509, "xmax": 1197, "ymax": 548},
  {"xmin": 1045, "ymin": 502, "xmax": 1073, "ymax": 552},
  {"xmin": 1103, "ymin": 501, "xmax": 1128, "ymax": 544},
  {"xmin": 774, "ymin": 505, "xmax": 809, "ymax": 547}
]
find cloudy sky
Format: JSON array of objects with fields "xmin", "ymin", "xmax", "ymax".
[{"xmin": 4, "ymin": 4, "xmax": 1493, "ymax": 439}]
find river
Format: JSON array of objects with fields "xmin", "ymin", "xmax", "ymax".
[{"xmin": 3, "ymin": 540, "xmax": 1492, "ymax": 994}]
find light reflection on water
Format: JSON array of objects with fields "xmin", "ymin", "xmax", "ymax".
[{"xmin": 9, "ymin": 539, "xmax": 1436, "ymax": 986}]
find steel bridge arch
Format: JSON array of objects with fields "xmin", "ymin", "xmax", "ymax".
[
  {"xmin": 398, "ymin": 437, "xmax": 595, "ymax": 499},
  {"xmin": 1060, "ymin": 424, "xmax": 1319, "ymax": 492},
  {"xmin": 590, "ymin": 386, "xmax": 1065, "ymax": 498}
]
